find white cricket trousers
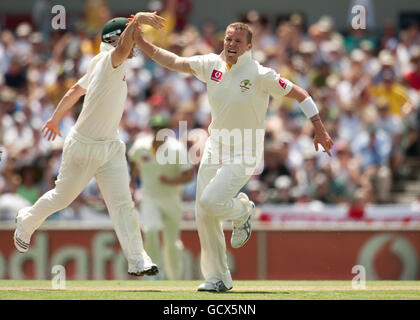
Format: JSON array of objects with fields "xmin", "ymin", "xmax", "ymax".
[
  {"xmin": 195, "ymin": 138, "xmax": 260, "ymax": 288},
  {"xmin": 18, "ymin": 128, "xmax": 148, "ymax": 268},
  {"xmin": 140, "ymin": 193, "xmax": 183, "ymax": 280}
]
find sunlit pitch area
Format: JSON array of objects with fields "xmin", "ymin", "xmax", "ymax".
[{"xmin": 1, "ymin": 280, "xmax": 419, "ymax": 300}]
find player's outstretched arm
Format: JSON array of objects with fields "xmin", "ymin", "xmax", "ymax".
[
  {"xmin": 111, "ymin": 20, "xmax": 139, "ymax": 68},
  {"xmin": 41, "ymin": 83, "xmax": 86, "ymax": 141},
  {"xmin": 134, "ymin": 29, "xmax": 194, "ymax": 74},
  {"xmin": 112, "ymin": 12, "xmax": 165, "ymax": 68},
  {"xmin": 286, "ymin": 85, "xmax": 334, "ymax": 157},
  {"xmin": 160, "ymin": 168, "xmax": 195, "ymax": 185},
  {"xmin": 111, "ymin": 11, "xmax": 165, "ymax": 68}
]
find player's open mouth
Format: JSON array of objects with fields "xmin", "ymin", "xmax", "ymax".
[{"xmin": 228, "ymin": 50, "xmax": 237, "ymax": 54}]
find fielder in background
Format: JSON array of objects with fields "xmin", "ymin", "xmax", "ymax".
[
  {"xmin": 128, "ymin": 114, "xmax": 194, "ymax": 280},
  {"xmin": 134, "ymin": 20, "xmax": 334, "ymax": 292},
  {"xmin": 13, "ymin": 12, "xmax": 166, "ymax": 277}
]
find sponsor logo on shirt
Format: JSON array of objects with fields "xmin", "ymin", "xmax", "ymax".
[
  {"xmin": 278, "ymin": 77, "xmax": 287, "ymax": 89},
  {"xmin": 142, "ymin": 155, "xmax": 151, "ymax": 162},
  {"xmin": 211, "ymin": 69, "xmax": 223, "ymax": 82},
  {"xmin": 240, "ymin": 79, "xmax": 252, "ymax": 92}
]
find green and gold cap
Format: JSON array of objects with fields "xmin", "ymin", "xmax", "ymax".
[
  {"xmin": 149, "ymin": 114, "xmax": 169, "ymax": 128},
  {"xmin": 101, "ymin": 17, "xmax": 129, "ymax": 45}
]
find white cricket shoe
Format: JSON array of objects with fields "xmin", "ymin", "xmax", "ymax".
[
  {"xmin": 231, "ymin": 192, "xmax": 255, "ymax": 249},
  {"xmin": 14, "ymin": 214, "xmax": 31, "ymax": 253},
  {"xmin": 128, "ymin": 258, "xmax": 159, "ymax": 277},
  {"xmin": 197, "ymin": 280, "xmax": 232, "ymax": 293}
]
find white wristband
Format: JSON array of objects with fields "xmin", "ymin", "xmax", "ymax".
[{"xmin": 299, "ymin": 97, "xmax": 319, "ymax": 118}]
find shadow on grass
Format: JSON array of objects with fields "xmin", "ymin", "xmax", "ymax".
[{"xmin": 207, "ymin": 291, "xmax": 280, "ymax": 295}]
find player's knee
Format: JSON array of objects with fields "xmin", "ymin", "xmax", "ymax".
[
  {"xmin": 199, "ymin": 194, "xmax": 227, "ymax": 217},
  {"xmin": 110, "ymin": 196, "xmax": 135, "ymax": 211},
  {"xmin": 49, "ymin": 189, "xmax": 77, "ymax": 210},
  {"xmin": 198, "ymin": 193, "xmax": 215, "ymax": 213}
]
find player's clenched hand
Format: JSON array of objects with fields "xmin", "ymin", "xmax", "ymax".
[
  {"xmin": 41, "ymin": 118, "xmax": 62, "ymax": 141},
  {"xmin": 131, "ymin": 11, "xmax": 166, "ymax": 29}
]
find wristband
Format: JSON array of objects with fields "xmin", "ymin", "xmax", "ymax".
[{"xmin": 299, "ymin": 97, "xmax": 319, "ymax": 118}]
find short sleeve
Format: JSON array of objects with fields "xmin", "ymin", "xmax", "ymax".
[
  {"xmin": 187, "ymin": 55, "xmax": 207, "ymax": 82},
  {"xmin": 129, "ymin": 136, "xmax": 152, "ymax": 163},
  {"xmin": 101, "ymin": 50, "xmax": 124, "ymax": 73},
  {"xmin": 77, "ymin": 73, "xmax": 89, "ymax": 90},
  {"xmin": 128, "ymin": 140, "xmax": 143, "ymax": 163},
  {"xmin": 76, "ymin": 52, "xmax": 107, "ymax": 90},
  {"xmin": 186, "ymin": 53, "xmax": 218, "ymax": 83},
  {"xmin": 258, "ymin": 66, "xmax": 293, "ymax": 99}
]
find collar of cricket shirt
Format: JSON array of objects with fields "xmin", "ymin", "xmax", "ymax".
[{"xmin": 222, "ymin": 50, "xmax": 252, "ymax": 71}]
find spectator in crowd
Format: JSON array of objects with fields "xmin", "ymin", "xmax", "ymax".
[
  {"xmin": 244, "ymin": 179, "xmax": 269, "ymax": 206},
  {"xmin": 327, "ymin": 141, "xmax": 362, "ymax": 202},
  {"xmin": 352, "ymin": 123, "xmax": 392, "ymax": 203},
  {"xmin": 374, "ymin": 97, "xmax": 405, "ymax": 178},
  {"xmin": 16, "ymin": 165, "xmax": 41, "ymax": 205},
  {"xmin": 404, "ymin": 46, "xmax": 420, "ymax": 91},
  {"xmin": 371, "ymin": 66, "xmax": 412, "ymax": 117},
  {"xmin": 272, "ymin": 175, "xmax": 293, "ymax": 204}
]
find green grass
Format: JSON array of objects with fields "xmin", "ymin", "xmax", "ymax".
[{"xmin": 0, "ymin": 280, "xmax": 419, "ymax": 300}]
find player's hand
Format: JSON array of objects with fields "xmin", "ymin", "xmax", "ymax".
[
  {"xmin": 313, "ymin": 128, "xmax": 334, "ymax": 157},
  {"xmin": 126, "ymin": 18, "xmax": 143, "ymax": 40},
  {"xmin": 131, "ymin": 11, "xmax": 166, "ymax": 29},
  {"xmin": 41, "ymin": 118, "xmax": 62, "ymax": 141}
]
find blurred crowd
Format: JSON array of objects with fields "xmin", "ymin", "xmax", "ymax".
[{"xmin": 1, "ymin": 0, "xmax": 420, "ymax": 222}]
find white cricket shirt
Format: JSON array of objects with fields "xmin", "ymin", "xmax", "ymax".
[
  {"xmin": 75, "ymin": 50, "xmax": 127, "ymax": 139},
  {"xmin": 187, "ymin": 50, "xmax": 293, "ymax": 148},
  {"xmin": 128, "ymin": 135, "xmax": 192, "ymax": 198}
]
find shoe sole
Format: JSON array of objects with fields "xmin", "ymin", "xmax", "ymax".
[
  {"xmin": 197, "ymin": 288, "xmax": 233, "ymax": 293},
  {"xmin": 128, "ymin": 265, "xmax": 159, "ymax": 277},
  {"xmin": 197, "ymin": 285, "xmax": 233, "ymax": 293}
]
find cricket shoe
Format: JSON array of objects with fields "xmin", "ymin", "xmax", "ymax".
[
  {"xmin": 128, "ymin": 259, "xmax": 159, "ymax": 276},
  {"xmin": 197, "ymin": 280, "xmax": 232, "ymax": 293},
  {"xmin": 14, "ymin": 213, "xmax": 31, "ymax": 253},
  {"xmin": 230, "ymin": 192, "xmax": 255, "ymax": 249}
]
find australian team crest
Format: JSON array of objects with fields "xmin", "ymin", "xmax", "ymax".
[{"xmin": 239, "ymin": 79, "xmax": 252, "ymax": 92}]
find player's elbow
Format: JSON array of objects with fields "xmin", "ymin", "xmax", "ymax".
[
  {"xmin": 286, "ymin": 85, "xmax": 309, "ymax": 103},
  {"xmin": 64, "ymin": 84, "xmax": 85, "ymax": 101},
  {"xmin": 72, "ymin": 84, "xmax": 86, "ymax": 97}
]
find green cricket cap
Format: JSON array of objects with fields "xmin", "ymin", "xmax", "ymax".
[
  {"xmin": 101, "ymin": 17, "xmax": 129, "ymax": 45},
  {"xmin": 149, "ymin": 114, "xmax": 169, "ymax": 128}
]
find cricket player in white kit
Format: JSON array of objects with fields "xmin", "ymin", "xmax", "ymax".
[
  {"xmin": 128, "ymin": 114, "xmax": 194, "ymax": 280},
  {"xmin": 13, "ymin": 13, "xmax": 166, "ymax": 277},
  {"xmin": 134, "ymin": 21, "xmax": 334, "ymax": 291}
]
